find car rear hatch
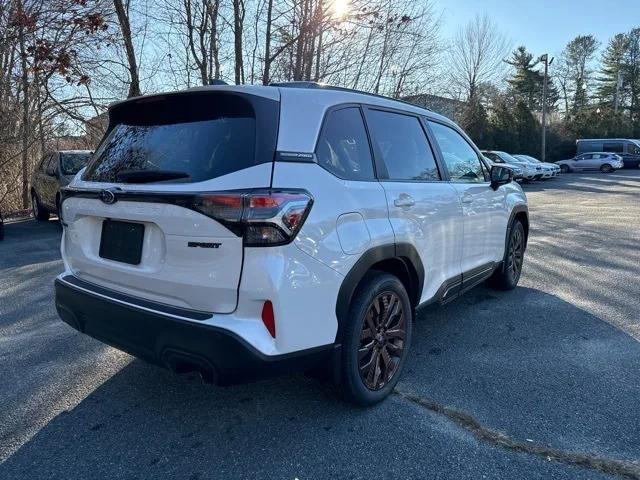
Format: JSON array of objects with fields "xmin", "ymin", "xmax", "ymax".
[{"xmin": 61, "ymin": 88, "xmax": 280, "ymax": 314}]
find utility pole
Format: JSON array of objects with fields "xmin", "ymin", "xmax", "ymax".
[{"xmin": 540, "ymin": 54, "xmax": 553, "ymax": 162}]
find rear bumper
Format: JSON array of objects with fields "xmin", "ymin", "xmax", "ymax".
[{"xmin": 55, "ymin": 278, "xmax": 335, "ymax": 385}]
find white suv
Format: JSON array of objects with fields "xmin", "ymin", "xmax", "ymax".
[{"xmin": 55, "ymin": 83, "xmax": 528, "ymax": 405}]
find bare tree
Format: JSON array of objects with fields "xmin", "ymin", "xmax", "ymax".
[
  {"xmin": 448, "ymin": 14, "xmax": 510, "ymax": 102},
  {"xmin": 232, "ymin": 0, "xmax": 245, "ymax": 84},
  {"xmin": 113, "ymin": 0, "xmax": 142, "ymax": 97}
]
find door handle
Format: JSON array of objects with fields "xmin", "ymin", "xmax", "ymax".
[
  {"xmin": 394, "ymin": 193, "xmax": 415, "ymax": 208},
  {"xmin": 461, "ymin": 193, "xmax": 474, "ymax": 204}
]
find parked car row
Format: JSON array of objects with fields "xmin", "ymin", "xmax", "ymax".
[{"xmin": 481, "ymin": 150, "xmax": 560, "ymax": 182}]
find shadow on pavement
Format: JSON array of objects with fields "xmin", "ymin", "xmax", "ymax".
[
  {"xmin": 0, "ymin": 219, "xmax": 62, "ymax": 270},
  {"xmin": 1, "ymin": 287, "xmax": 636, "ymax": 480},
  {"xmin": 522, "ymin": 169, "xmax": 640, "ymax": 193}
]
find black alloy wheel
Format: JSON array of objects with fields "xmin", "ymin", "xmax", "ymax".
[
  {"xmin": 358, "ymin": 291, "xmax": 406, "ymax": 391},
  {"xmin": 341, "ymin": 272, "xmax": 413, "ymax": 406}
]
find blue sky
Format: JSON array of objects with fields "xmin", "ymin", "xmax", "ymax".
[{"xmin": 435, "ymin": 0, "xmax": 640, "ymax": 56}]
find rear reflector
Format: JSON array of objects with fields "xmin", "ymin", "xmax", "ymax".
[{"xmin": 261, "ymin": 301, "xmax": 276, "ymax": 338}]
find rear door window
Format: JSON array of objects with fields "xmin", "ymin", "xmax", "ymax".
[
  {"xmin": 365, "ymin": 109, "xmax": 440, "ymax": 181},
  {"xmin": 82, "ymin": 92, "xmax": 276, "ymax": 184},
  {"xmin": 315, "ymin": 107, "xmax": 374, "ymax": 180}
]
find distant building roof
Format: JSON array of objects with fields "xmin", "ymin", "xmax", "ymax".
[{"xmin": 402, "ymin": 94, "xmax": 466, "ymax": 120}]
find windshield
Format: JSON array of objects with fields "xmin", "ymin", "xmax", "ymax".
[
  {"xmin": 83, "ymin": 117, "xmax": 256, "ymax": 184},
  {"xmin": 61, "ymin": 153, "xmax": 92, "ymax": 175},
  {"xmin": 496, "ymin": 151, "xmax": 525, "ymax": 164},
  {"xmin": 630, "ymin": 140, "xmax": 640, "ymax": 155}
]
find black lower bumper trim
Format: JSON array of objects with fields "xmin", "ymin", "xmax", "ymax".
[{"xmin": 55, "ymin": 278, "xmax": 334, "ymax": 385}]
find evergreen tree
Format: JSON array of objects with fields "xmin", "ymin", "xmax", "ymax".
[
  {"xmin": 458, "ymin": 99, "xmax": 490, "ymax": 147},
  {"xmin": 505, "ymin": 46, "xmax": 558, "ymax": 112},
  {"xmin": 596, "ymin": 33, "xmax": 629, "ymax": 106},
  {"xmin": 505, "ymin": 46, "xmax": 543, "ymax": 110},
  {"xmin": 512, "ymin": 101, "xmax": 540, "ymax": 155},
  {"xmin": 564, "ymin": 35, "xmax": 600, "ymax": 112},
  {"xmin": 622, "ymin": 28, "xmax": 640, "ymax": 132}
]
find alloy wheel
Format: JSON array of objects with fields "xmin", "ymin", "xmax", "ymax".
[
  {"xmin": 358, "ymin": 292, "xmax": 406, "ymax": 391},
  {"xmin": 508, "ymin": 227, "xmax": 524, "ymax": 280}
]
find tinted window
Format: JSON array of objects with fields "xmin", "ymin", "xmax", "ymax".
[
  {"xmin": 578, "ymin": 141, "xmax": 601, "ymax": 153},
  {"xmin": 603, "ymin": 142, "xmax": 624, "ymax": 153},
  {"xmin": 61, "ymin": 153, "xmax": 92, "ymax": 175},
  {"xmin": 629, "ymin": 142, "xmax": 640, "ymax": 155},
  {"xmin": 84, "ymin": 117, "xmax": 255, "ymax": 183},
  {"xmin": 366, "ymin": 110, "xmax": 439, "ymax": 181},
  {"xmin": 82, "ymin": 93, "xmax": 270, "ymax": 184},
  {"xmin": 316, "ymin": 107, "xmax": 374, "ymax": 180},
  {"xmin": 429, "ymin": 122, "xmax": 486, "ymax": 183}
]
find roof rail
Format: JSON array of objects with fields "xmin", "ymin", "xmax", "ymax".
[{"xmin": 270, "ymin": 81, "xmax": 431, "ymax": 112}]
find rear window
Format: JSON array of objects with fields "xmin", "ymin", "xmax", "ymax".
[
  {"xmin": 61, "ymin": 153, "xmax": 91, "ymax": 175},
  {"xmin": 83, "ymin": 92, "xmax": 276, "ymax": 184}
]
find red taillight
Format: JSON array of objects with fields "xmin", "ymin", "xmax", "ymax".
[
  {"xmin": 192, "ymin": 190, "xmax": 313, "ymax": 246},
  {"xmin": 261, "ymin": 301, "xmax": 276, "ymax": 338}
]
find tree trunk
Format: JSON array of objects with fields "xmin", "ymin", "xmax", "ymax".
[
  {"xmin": 113, "ymin": 0, "xmax": 141, "ymax": 97},
  {"xmin": 233, "ymin": 0, "xmax": 245, "ymax": 84},
  {"xmin": 262, "ymin": 0, "xmax": 273, "ymax": 85},
  {"xmin": 17, "ymin": 3, "xmax": 29, "ymax": 209}
]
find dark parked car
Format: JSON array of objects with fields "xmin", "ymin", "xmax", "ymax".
[
  {"xmin": 0, "ymin": 210, "xmax": 4, "ymax": 241},
  {"xmin": 30, "ymin": 150, "xmax": 92, "ymax": 220},
  {"xmin": 576, "ymin": 138, "xmax": 640, "ymax": 168}
]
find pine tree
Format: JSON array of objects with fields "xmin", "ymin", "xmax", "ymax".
[
  {"xmin": 505, "ymin": 46, "xmax": 558, "ymax": 112},
  {"xmin": 505, "ymin": 46, "xmax": 543, "ymax": 110},
  {"xmin": 596, "ymin": 33, "xmax": 629, "ymax": 107},
  {"xmin": 623, "ymin": 28, "xmax": 640, "ymax": 132},
  {"xmin": 564, "ymin": 35, "xmax": 599, "ymax": 112}
]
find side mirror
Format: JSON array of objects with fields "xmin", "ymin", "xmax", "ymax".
[{"xmin": 490, "ymin": 165, "xmax": 513, "ymax": 190}]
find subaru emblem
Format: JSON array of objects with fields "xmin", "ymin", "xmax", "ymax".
[{"xmin": 100, "ymin": 189, "xmax": 117, "ymax": 205}]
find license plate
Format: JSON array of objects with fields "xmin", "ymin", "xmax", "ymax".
[{"xmin": 99, "ymin": 219, "xmax": 145, "ymax": 265}]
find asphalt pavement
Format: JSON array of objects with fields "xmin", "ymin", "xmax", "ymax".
[{"xmin": 1, "ymin": 170, "xmax": 639, "ymax": 479}]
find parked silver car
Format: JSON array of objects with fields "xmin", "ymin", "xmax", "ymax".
[
  {"xmin": 514, "ymin": 154, "xmax": 560, "ymax": 178},
  {"xmin": 482, "ymin": 150, "xmax": 541, "ymax": 181},
  {"xmin": 30, "ymin": 150, "xmax": 92, "ymax": 220},
  {"xmin": 555, "ymin": 152, "xmax": 624, "ymax": 173},
  {"xmin": 482, "ymin": 155, "xmax": 524, "ymax": 181}
]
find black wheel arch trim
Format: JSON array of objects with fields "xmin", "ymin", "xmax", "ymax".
[
  {"xmin": 503, "ymin": 205, "xmax": 529, "ymax": 270},
  {"xmin": 334, "ymin": 242, "xmax": 424, "ymax": 343}
]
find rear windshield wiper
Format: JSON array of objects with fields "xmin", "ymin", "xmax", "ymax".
[{"xmin": 116, "ymin": 170, "xmax": 190, "ymax": 183}]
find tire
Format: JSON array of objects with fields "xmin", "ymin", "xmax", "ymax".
[
  {"xmin": 600, "ymin": 164, "xmax": 613, "ymax": 173},
  {"xmin": 31, "ymin": 192, "xmax": 49, "ymax": 221},
  {"xmin": 341, "ymin": 272, "xmax": 413, "ymax": 406},
  {"xmin": 560, "ymin": 164, "xmax": 569, "ymax": 173},
  {"xmin": 489, "ymin": 219, "xmax": 526, "ymax": 291}
]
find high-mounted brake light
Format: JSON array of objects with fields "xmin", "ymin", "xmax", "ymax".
[{"xmin": 191, "ymin": 190, "xmax": 313, "ymax": 247}]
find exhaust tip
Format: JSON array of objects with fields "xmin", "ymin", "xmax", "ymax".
[{"xmin": 161, "ymin": 348, "xmax": 219, "ymax": 384}]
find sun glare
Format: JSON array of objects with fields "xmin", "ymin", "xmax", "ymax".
[{"xmin": 331, "ymin": 0, "xmax": 350, "ymax": 20}]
